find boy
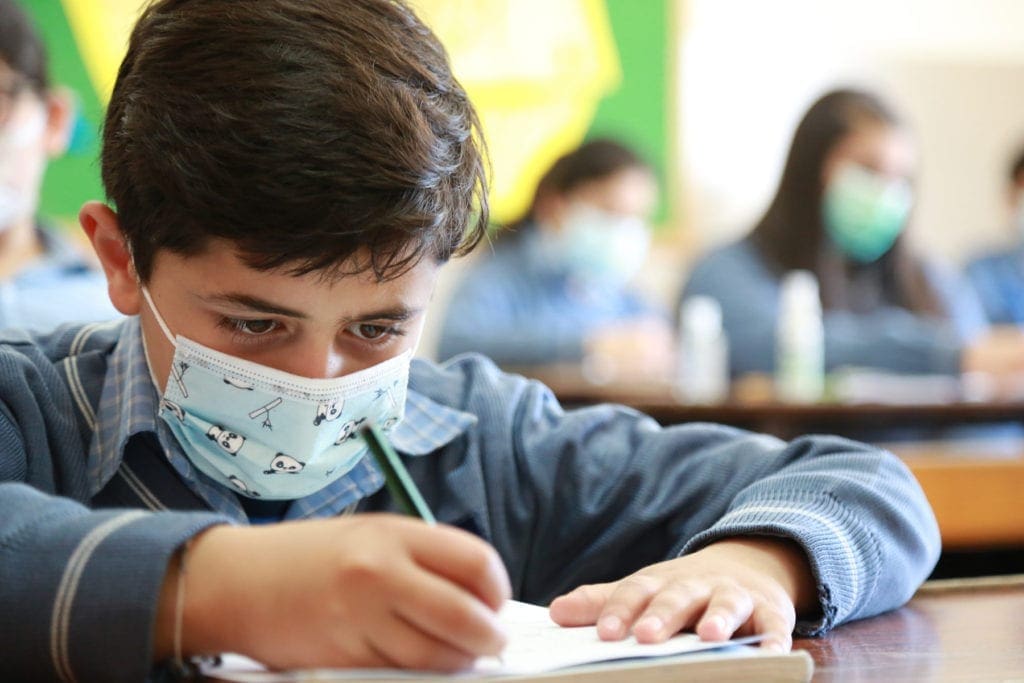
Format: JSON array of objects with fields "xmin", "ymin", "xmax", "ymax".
[{"xmin": 0, "ymin": 1, "xmax": 939, "ymax": 681}]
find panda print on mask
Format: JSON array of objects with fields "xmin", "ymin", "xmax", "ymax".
[
  {"xmin": 314, "ymin": 400, "xmax": 344, "ymax": 426},
  {"xmin": 206, "ymin": 425, "xmax": 246, "ymax": 455},
  {"xmin": 334, "ymin": 417, "xmax": 366, "ymax": 445},
  {"xmin": 264, "ymin": 453, "xmax": 305, "ymax": 475}
]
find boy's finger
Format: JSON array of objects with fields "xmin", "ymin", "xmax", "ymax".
[
  {"xmin": 632, "ymin": 581, "xmax": 712, "ymax": 644},
  {"xmin": 408, "ymin": 524, "xmax": 511, "ymax": 610},
  {"xmin": 694, "ymin": 586, "xmax": 754, "ymax": 641},
  {"xmin": 752, "ymin": 603, "xmax": 795, "ymax": 652},
  {"xmin": 594, "ymin": 574, "xmax": 663, "ymax": 640},
  {"xmin": 549, "ymin": 582, "xmax": 616, "ymax": 626},
  {"xmin": 396, "ymin": 565, "xmax": 508, "ymax": 657},
  {"xmin": 370, "ymin": 610, "xmax": 479, "ymax": 671}
]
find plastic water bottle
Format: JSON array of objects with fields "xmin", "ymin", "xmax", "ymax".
[
  {"xmin": 676, "ymin": 296, "xmax": 729, "ymax": 404},
  {"xmin": 776, "ymin": 270, "xmax": 825, "ymax": 403}
]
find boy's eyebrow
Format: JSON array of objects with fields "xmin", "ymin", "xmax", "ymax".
[
  {"xmin": 198, "ymin": 292, "xmax": 421, "ymax": 323},
  {"xmin": 199, "ymin": 293, "xmax": 309, "ymax": 318},
  {"xmin": 342, "ymin": 306, "xmax": 420, "ymax": 324}
]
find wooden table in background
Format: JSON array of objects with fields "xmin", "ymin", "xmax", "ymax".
[
  {"xmin": 795, "ymin": 575, "xmax": 1024, "ymax": 681},
  {"xmin": 888, "ymin": 441, "xmax": 1024, "ymax": 550},
  {"xmin": 515, "ymin": 366, "xmax": 1024, "ymax": 439}
]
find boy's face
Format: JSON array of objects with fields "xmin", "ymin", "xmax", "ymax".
[
  {"xmin": 82, "ymin": 203, "xmax": 439, "ymax": 390},
  {"xmin": 0, "ymin": 64, "xmax": 46, "ymax": 229},
  {"xmin": 0, "ymin": 61, "xmax": 72, "ymax": 231},
  {"xmin": 140, "ymin": 242, "xmax": 438, "ymax": 390}
]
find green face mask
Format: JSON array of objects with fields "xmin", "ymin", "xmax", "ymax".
[{"xmin": 823, "ymin": 162, "xmax": 913, "ymax": 263}]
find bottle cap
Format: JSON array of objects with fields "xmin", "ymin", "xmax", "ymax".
[
  {"xmin": 780, "ymin": 270, "xmax": 821, "ymax": 314},
  {"xmin": 681, "ymin": 295, "xmax": 722, "ymax": 336}
]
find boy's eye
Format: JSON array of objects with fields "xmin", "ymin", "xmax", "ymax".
[
  {"xmin": 232, "ymin": 319, "xmax": 278, "ymax": 335},
  {"xmin": 354, "ymin": 324, "xmax": 390, "ymax": 341}
]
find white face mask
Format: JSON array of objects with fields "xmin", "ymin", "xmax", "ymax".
[
  {"xmin": 0, "ymin": 185, "xmax": 29, "ymax": 231},
  {"xmin": 544, "ymin": 203, "xmax": 650, "ymax": 288},
  {"xmin": 0, "ymin": 107, "xmax": 47, "ymax": 231},
  {"xmin": 141, "ymin": 287, "xmax": 411, "ymax": 500}
]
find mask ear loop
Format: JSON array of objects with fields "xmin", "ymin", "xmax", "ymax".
[
  {"xmin": 410, "ymin": 311, "xmax": 427, "ymax": 357},
  {"xmin": 139, "ymin": 285, "xmax": 177, "ymax": 346},
  {"xmin": 136, "ymin": 271, "xmax": 178, "ymax": 392}
]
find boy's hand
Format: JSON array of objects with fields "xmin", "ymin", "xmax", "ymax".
[
  {"xmin": 157, "ymin": 515, "xmax": 510, "ymax": 671},
  {"xmin": 548, "ymin": 537, "xmax": 817, "ymax": 652}
]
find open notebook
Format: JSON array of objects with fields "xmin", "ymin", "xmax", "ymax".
[{"xmin": 202, "ymin": 600, "xmax": 813, "ymax": 683}]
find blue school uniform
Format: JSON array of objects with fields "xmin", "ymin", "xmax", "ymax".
[{"xmin": 1, "ymin": 318, "xmax": 938, "ymax": 681}]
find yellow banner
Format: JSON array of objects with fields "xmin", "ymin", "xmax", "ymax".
[{"xmin": 62, "ymin": 0, "xmax": 621, "ymax": 222}]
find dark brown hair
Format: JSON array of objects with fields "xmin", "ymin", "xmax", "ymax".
[
  {"xmin": 102, "ymin": 0, "xmax": 488, "ymax": 283},
  {"xmin": 749, "ymin": 88, "xmax": 943, "ymax": 315},
  {"xmin": 1010, "ymin": 146, "xmax": 1024, "ymax": 185},
  {"xmin": 510, "ymin": 138, "xmax": 650, "ymax": 232},
  {"xmin": 0, "ymin": 0, "xmax": 49, "ymax": 96}
]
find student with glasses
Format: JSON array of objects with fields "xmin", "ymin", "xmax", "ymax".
[{"xmin": 0, "ymin": 0, "xmax": 119, "ymax": 330}]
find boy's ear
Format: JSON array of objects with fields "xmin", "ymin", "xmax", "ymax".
[
  {"xmin": 43, "ymin": 87, "xmax": 74, "ymax": 158},
  {"xmin": 79, "ymin": 201, "xmax": 142, "ymax": 315}
]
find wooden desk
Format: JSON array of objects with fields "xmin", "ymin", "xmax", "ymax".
[
  {"xmin": 795, "ymin": 575, "xmax": 1024, "ymax": 681},
  {"xmin": 515, "ymin": 366, "xmax": 1024, "ymax": 440},
  {"xmin": 201, "ymin": 577, "xmax": 1020, "ymax": 681},
  {"xmin": 560, "ymin": 390, "xmax": 1024, "ymax": 441}
]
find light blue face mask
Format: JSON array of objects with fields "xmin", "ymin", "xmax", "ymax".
[
  {"xmin": 823, "ymin": 162, "xmax": 913, "ymax": 263},
  {"xmin": 540, "ymin": 204, "xmax": 651, "ymax": 288},
  {"xmin": 141, "ymin": 288, "xmax": 410, "ymax": 500}
]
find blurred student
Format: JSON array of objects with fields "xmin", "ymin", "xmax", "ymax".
[
  {"xmin": 679, "ymin": 88, "xmax": 1024, "ymax": 378},
  {"xmin": 438, "ymin": 139, "xmax": 672, "ymax": 375},
  {"xmin": 0, "ymin": 0, "xmax": 118, "ymax": 329},
  {"xmin": 966, "ymin": 147, "xmax": 1024, "ymax": 325}
]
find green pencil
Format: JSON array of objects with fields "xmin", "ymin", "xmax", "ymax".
[{"xmin": 359, "ymin": 421, "xmax": 436, "ymax": 524}]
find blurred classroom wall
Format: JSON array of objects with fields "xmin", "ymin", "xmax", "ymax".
[
  {"xmin": 26, "ymin": 0, "xmax": 677, "ymax": 230},
  {"xmin": 28, "ymin": 0, "xmax": 1023, "ymax": 317},
  {"xmin": 23, "ymin": 0, "xmax": 681, "ymax": 359},
  {"xmin": 678, "ymin": 0, "xmax": 1024, "ymax": 269}
]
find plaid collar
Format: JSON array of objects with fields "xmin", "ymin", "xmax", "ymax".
[{"xmin": 87, "ymin": 317, "xmax": 476, "ymax": 522}]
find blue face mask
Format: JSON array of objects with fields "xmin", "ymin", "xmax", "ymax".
[
  {"xmin": 823, "ymin": 162, "xmax": 913, "ymax": 263},
  {"xmin": 141, "ymin": 288, "xmax": 410, "ymax": 500},
  {"xmin": 540, "ymin": 204, "xmax": 651, "ymax": 288}
]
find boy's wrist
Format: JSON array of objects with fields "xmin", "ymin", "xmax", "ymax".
[
  {"xmin": 182, "ymin": 524, "xmax": 251, "ymax": 657},
  {"xmin": 154, "ymin": 524, "xmax": 240, "ymax": 663}
]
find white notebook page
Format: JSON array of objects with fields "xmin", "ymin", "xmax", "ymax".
[{"xmin": 204, "ymin": 600, "xmax": 762, "ymax": 681}]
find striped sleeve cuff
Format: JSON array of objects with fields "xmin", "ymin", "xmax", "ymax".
[
  {"xmin": 1, "ymin": 484, "xmax": 231, "ymax": 683},
  {"xmin": 63, "ymin": 510, "xmax": 230, "ymax": 683}
]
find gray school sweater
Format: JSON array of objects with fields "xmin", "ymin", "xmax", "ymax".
[{"xmin": 0, "ymin": 321, "xmax": 940, "ymax": 682}]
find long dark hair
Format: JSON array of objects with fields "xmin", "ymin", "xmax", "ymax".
[
  {"xmin": 749, "ymin": 89, "xmax": 944, "ymax": 316},
  {"xmin": 505, "ymin": 138, "xmax": 650, "ymax": 235},
  {"xmin": 1010, "ymin": 145, "xmax": 1024, "ymax": 184},
  {"xmin": 0, "ymin": 0, "xmax": 50, "ymax": 96}
]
